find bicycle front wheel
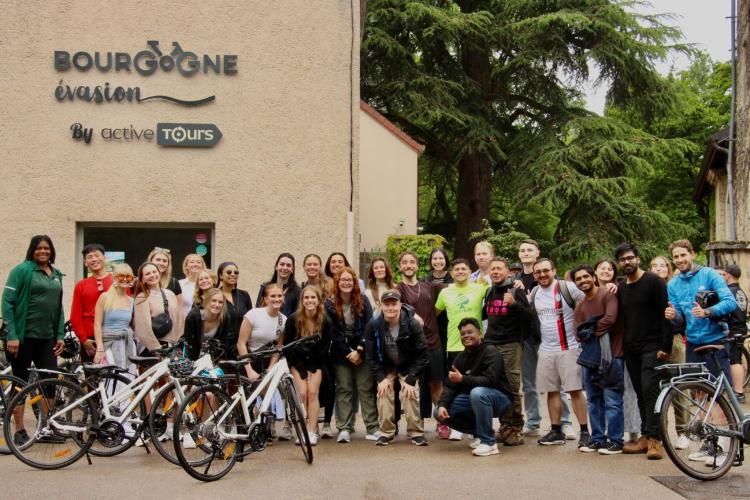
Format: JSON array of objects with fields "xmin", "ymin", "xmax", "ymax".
[
  {"xmin": 3, "ymin": 378, "xmax": 96, "ymax": 470},
  {"xmin": 282, "ymin": 377, "xmax": 312, "ymax": 464},
  {"xmin": 174, "ymin": 385, "xmax": 241, "ymax": 482},
  {"xmin": 659, "ymin": 381, "xmax": 739, "ymax": 480},
  {"xmin": 0, "ymin": 374, "xmax": 25, "ymax": 455}
]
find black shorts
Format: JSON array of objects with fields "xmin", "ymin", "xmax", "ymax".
[
  {"xmin": 730, "ymin": 341, "xmax": 744, "ymax": 365},
  {"xmin": 425, "ymin": 348, "xmax": 444, "ymax": 383}
]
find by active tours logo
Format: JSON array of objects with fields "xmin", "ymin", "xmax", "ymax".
[{"xmin": 70, "ymin": 122, "xmax": 222, "ymax": 147}]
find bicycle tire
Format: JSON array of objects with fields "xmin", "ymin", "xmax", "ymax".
[
  {"xmin": 83, "ymin": 371, "xmax": 144, "ymax": 457},
  {"xmin": 0, "ymin": 374, "xmax": 26, "ymax": 455},
  {"xmin": 282, "ymin": 376, "xmax": 312, "ymax": 464},
  {"xmin": 174, "ymin": 385, "xmax": 241, "ymax": 482},
  {"xmin": 148, "ymin": 381, "xmax": 183, "ymax": 465},
  {"xmin": 741, "ymin": 345, "xmax": 750, "ymax": 389},
  {"xmin": 3, "ymin": 378, "xmax": 97, "ymax": 470},
  {"xmin": 659, "ymin": 380, "xmax": 739, "ymax": 480}
]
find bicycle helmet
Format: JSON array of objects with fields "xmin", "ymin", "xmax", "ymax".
[{"xmin": 60, "ymin": 321, "xmax": 81, "ymax": 359}]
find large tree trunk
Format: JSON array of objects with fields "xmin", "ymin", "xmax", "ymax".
[{"xmin": 454, "ymin": 152, "xmax": 492, "ymax": 259}]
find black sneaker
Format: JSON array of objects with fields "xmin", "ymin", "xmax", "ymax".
[
  {"xmin": 579, "ymin": 441, "xmax": 603, "ymax": 453},
  {"xmin": 598, "ymin": 442, "xmax": 624, "ymax": 455},
  {"xmin": 376, "ymin": 435, "xmax": 393, "ymax": 446},
  {"xmin": 13, "ymin": 429, "xmax": 30, "ymax": 446},
  {"xmin": 411, "ymin": 435, "xmax": 429, "ymax": 446},
  {"xmin": 577, "ymin": 430, "xmax": 592, "ymax": 449},
  {"xmin": 37, "ymin": 431, "xmax": 68, "ymax": 444},
  {"xmin": 735, "ymin": 392, "xmax": 746, "ymax": 403},
  {"xmin": 538, "ymin": 430, "xmax": 566, "ymax": 446}
]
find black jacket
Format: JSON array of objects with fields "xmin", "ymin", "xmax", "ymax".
[
  {"xmin": 184, "ymin": 304, "xmax": 230, "ymax": 361},
  {"xmin": 437, "ymin": 342, "xmax": 513, "ymax": 408},
  {"xmin": 364, "ymin": 311, "xmax": 429, "ymax": 386},
  {"xmin": 256, "ymin": 281, "xmax": 301, "ymax": 317},
  {"xmin": 728, "ymin": 283, "xmax": 748, "ymax": 336},
  {"xmin": 283, "ymin": 313, "xmax": 333, "ymax": 378},
  {"xmin": 483, "ymin": 278, "xmax": 533, "ymax": 345},
  {"xmin": 326, "ymin": 298, "xmax": 373, "ymax": 365},
  {"xmin": 224, "ymin": 288, "xmax": 252, "ymax": 359}
]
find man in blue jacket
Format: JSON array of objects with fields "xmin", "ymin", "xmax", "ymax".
[{"xmin": 664, "ymin": 239, "xmax": 736, "ymax": 379}]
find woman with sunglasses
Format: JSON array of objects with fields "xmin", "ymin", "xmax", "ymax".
[
  {"xmin": 218, "ymin": 262, "xmax": 252, "ymax": 360},
  {"xmin": 92, "ymin": 263, "xmax": 136, "ymax": 372},
  {"xmin": 148, "ymin": 248, "xmax": 184, "ymax": 337},
  {"xmin": 256, "ymin": 253, "xmax": 301, "ymax": 317},
  {"xmin": 133, "ymin": 262, "xmax": 179, "ymax": 355},
  {"xmin": 179, "ymin": 253, "xmax": 206, "ymax": 319}
]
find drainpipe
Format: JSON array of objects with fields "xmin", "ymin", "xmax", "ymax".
[{"xmin": 727, "ymin": 0, "xmax": 738, "ymax": 240}]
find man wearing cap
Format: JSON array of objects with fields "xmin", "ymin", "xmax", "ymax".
[
  {"xmin": 716, "ymin": 264, "xmax": 748, "ymax": 401},
  {"xmin": 365, "ymin": 289, "xmax": 430, "ymax": 446}
]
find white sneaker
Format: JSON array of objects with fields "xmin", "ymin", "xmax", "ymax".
[
  {"xmin": 688, "ymin": 442, "xmax": 714, "ymax": 461},
  {"xmin": 449, "ymin": 429, "xmax": 463, "ymax": 441},
  {"xmin": 704, "ymin": 452, "xmax": 729, "ymax": 467},
  {"xmin": 522, "ymin": 425, "xmax": 540, "ymax": 437},
  {"xmin": 472, "ymin": 443, "xmax": 500, "ymax": 456},
  {"xmin": 469, "ymin": 437, "xmax": 481, "ymax": 449},
  {"xmin": 321, "ymin": 423, "xmax": 333, "ymax": 438},
  {"xmin": 279, "ymin": 424, "xmax": 293, "ymax": 441},
  {"xmin": 337, "ymin": 430, "xmax": 351, "ymax": 443},
  {"xmin": 365, "ymin": 432, "xmax": 380, "ymax": 441},
  {"xmin": 309, "ymin": 432, "xmax": 319, "ymax": 446},
  {"xmin": 181, "ymin": 433, "xmax": 196, "ymax": 449},
  {"xmin": 562, "ymin": 424, "xmax": 577, "ymax": 440},
  {"xmin": 674, "ymin": 434, "xmax": 690, "ymax": 450},
  {"xmin": 157, "ymin": 423, "xmax": 174, "ymax": 442}
]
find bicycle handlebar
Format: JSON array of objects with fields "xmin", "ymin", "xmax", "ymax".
[{"xmin": 237, "ymin": 334, "xmax": 321, "ymax": 361}]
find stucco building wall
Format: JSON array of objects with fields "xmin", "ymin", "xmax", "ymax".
[
  {"xmin": 0, "ymin": 0, "xmax": 360, "ymax": 305},
  {"xmin": 358, "ymin": 103, "xmax": 421, "ymax": 251}
]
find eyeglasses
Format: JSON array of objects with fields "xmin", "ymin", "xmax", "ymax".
[
  {"xmin": 338, "ymin": 278, "xmax": 354, "ymax": 283},
  {"xmin": 153, "ymin": 247, "xmax": 171, "ymax": 255},
  {"xmin": 116, "ymin": 275, "xmax": 135, "ymax": 284},
  {"xmin": 533, "ymin": 268, "xmax": 552, "ymax": 276},
  {"xmin": 225, "ymin": 270, "xmax": 240, "ymax": 276},
  {"xmin": 618, "ymin": 255, "xmax": 637, "ymax": 263}
]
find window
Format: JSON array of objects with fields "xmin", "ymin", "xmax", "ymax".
[{"xmin": 79, "ymin": 223, "xmax": 214, "ymax": 279}]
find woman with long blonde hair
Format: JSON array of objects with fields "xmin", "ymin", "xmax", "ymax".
[
  {"xmin": 148, "ymin": 247, "xmax": 184, "ymax": 336},
  {"xmin": 179, "ymin": 253, "xmax": 206, "ymax": 318},
  {"xmin": 184, "ymin": 288, "xmax": 230, "ymax": 361},
  {"xmin": 280, "ymin": 285, "xmax": 332, "ymax": 445},
  {"xmin": 92, "ymin": 263, "xmax": 136, "ymax": 372}
]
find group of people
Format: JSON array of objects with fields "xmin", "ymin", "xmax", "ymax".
[{"xmin": 1, "ymin": 234, "xmax": 747, "ymax": 461}]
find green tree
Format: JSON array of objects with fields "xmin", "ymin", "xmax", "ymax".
[{"xmin": 362, "ymin": 0, "xmax": 688, "ymax": 259}]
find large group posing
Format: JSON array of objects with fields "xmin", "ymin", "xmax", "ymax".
[{"xmin": 2, "ymin": 234, "xmax": 747, "ymax": 461}]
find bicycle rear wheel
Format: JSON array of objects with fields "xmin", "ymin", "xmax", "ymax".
[
  {"xmin": 0, "ymin": 374, "xmax": 25, "ymax": 455},
  {"xmin": 741, "ymin": 345, "xmax": 750, "ymax": 389},
  {"xmin": 3, "ymin": 378, "xmax": 96, "ymax": 470},
  {"xmin": 174, "ymin": 385, "xmax": 241, "ymax": 482},
  {"xmin": 282, "ymin": 377, "xmax": 312, "ymax": 464},
  {"xmin": 659, "ymin": 381, "xmax": 739, "ymax": 480}
]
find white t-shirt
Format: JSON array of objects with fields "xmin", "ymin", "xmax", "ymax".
[
  {"xmin": 534, "ymin": 281, "xmax": 584, "ymax": 352},
  {"xmin": 243, "ymin": 308, "xmax": 287, "ymax": 352},
  {"xmin": 180, "ymin": 279, "xmax": 196, "ymax": 318}
]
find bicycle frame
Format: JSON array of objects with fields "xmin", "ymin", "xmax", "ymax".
[
  {"xmin": 213, "ymin": 357, "xmax": 294, "ymax": 440},
  {"xmin": 47, "ymin": 359, "xmax": 171, "ymax": 434}
]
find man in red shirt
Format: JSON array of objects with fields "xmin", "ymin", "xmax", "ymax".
[{"xmin": 70, "ymin": 243, "xmax": 112, "ymax": 361}]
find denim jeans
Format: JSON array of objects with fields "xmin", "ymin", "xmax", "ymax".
[
  {"xmin": 583, "ymin": 358, "xmax": 625, "ymax": 445},
  {"xmin": 521, "ymin": 340, "xmax": 571, "ymax": 428},
  {"xmin": 445, "ymin": 387, "xmax": 511, "ymax": 445}
]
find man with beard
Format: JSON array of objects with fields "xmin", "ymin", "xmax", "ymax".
[
  {"xmin": 615, "ymin": 242, "xmax": 672, "ymax": 460},
  {"xmin": 396, "ymin": 251, "xmax": 446, "ymax": 435},
  {"xmin": 572, "ymin": 264, "xmax": 623, "ymax": 455},
  {"xmin": 483, "ymin": 257, "xmax": 532, "ymax": 446}
]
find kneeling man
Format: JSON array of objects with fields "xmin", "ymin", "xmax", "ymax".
[{"xmin": 436, "ymin": 318, "xmax": 513, "ymax": 456}]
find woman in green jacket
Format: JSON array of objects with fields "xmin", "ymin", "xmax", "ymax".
[{"xmin": 2, "ymin": 235, "xmax": 65, "ymax": 445}]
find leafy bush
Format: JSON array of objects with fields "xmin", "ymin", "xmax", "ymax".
[
  {"xmin": 386, "ymin": 234, "xmax": 447, "ymax": 281},
  {"xmin": 470, "ymin": 218, "xmax": 530, "ymax": 262}
]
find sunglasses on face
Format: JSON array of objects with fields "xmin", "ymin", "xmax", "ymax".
[
  {"xmin": 116, "ymin": 275, "xmax": 135, "ymax": 284},
  {"xmin": 533, "ymin": 268, "xmax": 552, "ymax": 276},
  {"xmin": 225, "ymin": 270, "xmax": 240, "ymax": 276}
]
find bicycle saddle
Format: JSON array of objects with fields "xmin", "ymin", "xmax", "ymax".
[
  {"xmin": 218, "ymin": 359, "xmax": 250, "ymax": 369},
  {"xmin": 128, "ymin": 355, "xmax": 160, "ymax": 365},
  {"xmin": 81, "ymin": 363, "xmax": 129, "ymax": 374},
  {"xmin": 692, "ymin": 344, "xmax": 724, "ymax": 354}
]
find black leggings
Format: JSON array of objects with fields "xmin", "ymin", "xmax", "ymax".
[{"xmin": 7, "ymin": 337, "xmax": 57, "ymax": 382}]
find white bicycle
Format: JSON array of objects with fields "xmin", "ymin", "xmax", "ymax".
[{"xmin": 172, "ymin": 336, "xmax": 317, "ymax": 481}]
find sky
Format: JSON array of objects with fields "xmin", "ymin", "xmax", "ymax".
[{"xmin": 585, "ymin": 1, "xmax": 733, "ymax": 113}]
